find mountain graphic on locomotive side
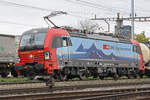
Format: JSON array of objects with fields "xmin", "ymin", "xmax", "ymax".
[{"xmin": 15, "ymin": 27, "xmax": 147, "ymax": 83}]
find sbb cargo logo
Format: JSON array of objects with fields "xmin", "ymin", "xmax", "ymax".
[
  {"xmin": 103, "ymin": 44, "xmax": 110, "ymax": 50},
  {"xmin": 103, "ymin": 44, "xmax": 131, "ymax": 51}
]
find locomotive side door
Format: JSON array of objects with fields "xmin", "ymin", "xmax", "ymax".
[
  {"xmin": 53, "ymin": 36, "xmax": 71, "ymax": 66},
  {"xmin": 61, "ymin": 36, "xmax": 72, "ymax": 61},
  {"xmin": 136, "ymin": 46, "xmax": 141, "ymax": 67},
  {"xmin": 134, "ymin": 45, "xmax": 141, "ymax": 67},
  {"xmin": 133, "ymin": 45, "xmax": 139, "ymax": 66}
]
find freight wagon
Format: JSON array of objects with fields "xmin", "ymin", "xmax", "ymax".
[
  {"xmin": 140, "ymin": 43, "xmax": 150, "ymax": 76},
  {"xmin": 0, "ymin": 34, "xmax": 19, "ymax": 77}
]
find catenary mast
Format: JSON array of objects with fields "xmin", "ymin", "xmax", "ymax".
[{"xmin": 131, "ymin": 0, "xmax": 134, "ymax": 40}]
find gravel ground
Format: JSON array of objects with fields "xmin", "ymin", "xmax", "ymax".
[{"xmin": 0, "ymin": 83, "xmax": 46, "ymax": 90}]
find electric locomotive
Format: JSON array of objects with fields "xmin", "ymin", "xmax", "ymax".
[{"xmin": 15, "ymin": 27, "xmax": 143, "ymax": 82}]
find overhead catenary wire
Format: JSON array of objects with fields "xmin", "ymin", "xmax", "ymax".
[
  {"xmin": 65, "ymin": 0, "xmax": 103, "ymax": 10},
  {"xmin": 64, "ymin": 0, "xmax": 115, "ymax": 16},
  {"xmin": 0, "ymin": 0, "xmax": 53, "ymax": 11},
  {"xmin": 65, "ymin": 0, "xmax": 129, "ymax": 15},
  {"xmin": 0, "ymin": 0, "xmax": 131, "ymax": 32},
  {"xmin": 0, "ymin": 0, "xmax": 92, "ymax": 19},
  {"xmin": 117, "ymin": 0, "xmax": 150, "ymax": 14},
  {"xmin": 0, "ymin": 0, "xmax": 149, "ymax": 35},
  {"xmin": 0, "ymin": 0, "xmax": 131, "ymax": 20},
  {"xmin": 0, "ymin": 0, "xmax": 95, "ymax": 27},
  {"xmin": 0, "ymin": 0, "xmax": 149, "ymax": 18},
  {"xmin": 0, "ymin": 20, "xmax": 38, "ymax": 27}
]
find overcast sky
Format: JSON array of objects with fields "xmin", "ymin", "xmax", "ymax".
[{"xmin": 0, "ymin": 0, "xmax": 150, "ymax": 37}]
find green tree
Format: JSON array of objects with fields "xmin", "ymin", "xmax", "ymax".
[{"xmin": 135, "ymin": 31, "xmax": 150, "ymax": 42}]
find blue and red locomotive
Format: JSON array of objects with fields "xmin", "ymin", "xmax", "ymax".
[{"xmin": 15, "ymin": 27, "xmax": 145, "ymax": 82}]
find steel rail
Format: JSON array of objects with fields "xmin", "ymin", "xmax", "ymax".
[
  {"xmin": 1, "ymin": 87, "xmax": 150, "ymax": 100},
  {"xmin": 1, "ymin": 81, "xmax": 150, "ymax": 96},
  {"xmin": 77, "ymin": 91, "xmax": 150, "ymax": 100}
]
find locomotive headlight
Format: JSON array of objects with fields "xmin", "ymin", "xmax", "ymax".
[{"xmin": 44, "ymin": 52, "xmax": 50, "ymax": 60}]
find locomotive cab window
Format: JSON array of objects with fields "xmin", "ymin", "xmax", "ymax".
[
  {"xmin": 52, "ymin": 36, "xmax": 72, "ymax": 48},
  {"xmin": 62, "ymin": 37, "xmax": 72, "ymax": 47},
  {"xmin": 62, "ymin": 37, "xmax": 67, "ymax": 47}
]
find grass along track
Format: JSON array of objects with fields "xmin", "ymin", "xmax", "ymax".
[
  {"xmin": 0, "ymin": 75, "xmax": 149, "ymax": 85},
  {"xmin": 1, "ymin": 77, "xmax": 150, "ymax": 86}
]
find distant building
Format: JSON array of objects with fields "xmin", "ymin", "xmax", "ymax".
[{"xmin": 115, "ymin": 25, "xmax": 131, "ymax": 38}]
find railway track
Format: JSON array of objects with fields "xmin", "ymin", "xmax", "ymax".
[
  {"xmin": 1, "ymin": 87, "xmax": 150, "ymax": 100},
  {"xmin": 76, "ymin": 90, "xmax": 150, "ymax": 100},
  {"xmin": 1, "ymin": 78, "xmax": 150, "ymax": 100},
  {"xmin": 0, "ymin": 78, "xmax": 150, "ymax": 91},
  {"xmin": 0, "ymin": 80, "xmax": 150, "ymax": 95}
]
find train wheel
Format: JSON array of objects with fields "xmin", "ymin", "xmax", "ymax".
[
  {"xmin": 127, "ymin": 75, "xmax": 132, "ymax": 79},
  {"xmin": 113, "ymin": 74, "xmax": 119, "ymax": 80},
  {"xmin": 99, "ymin": 75, "xmax": 104, "ymax": 80},
  {"xmin": 1, "ymin": 72, "xmax": 8, "ymax": 78},
  {"xmin": 133, "ymin": 74, "xmax": 138, "ymax": 79},
  {"xmin": 93, "ymin": 74, "xmax": 98, "ymax": 79},
  {"xmin": 12, "ymin": 73, "xmax": 18, "ymax": 78},
  {"xmin": 20, "ymin": 70, "xmax": 27, "ymax": 77},
  {"xmin": 133, "ymin": 72, "xmax": 138, "ymax": 79},
  {"xmin": 59, "ymin": 72, "xmax": 68, "ymax": 81},
  {"xmin": 140, "ymin": 74, "xmax": 143, "ymax": 78},
  {"xmin": 27, "ymin": 73, "xmax": 35, "ymax": 80},
  {"xmin": 79, "ymin": 72, "xmax": 87, "ymax": 80},
  {"xmin": 139, "ymin": 70, "xmax": 144, "ymax": 78},
  {"xmin": 11, "ymin": 69, "xmax": 18, "ymax": 77}
]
